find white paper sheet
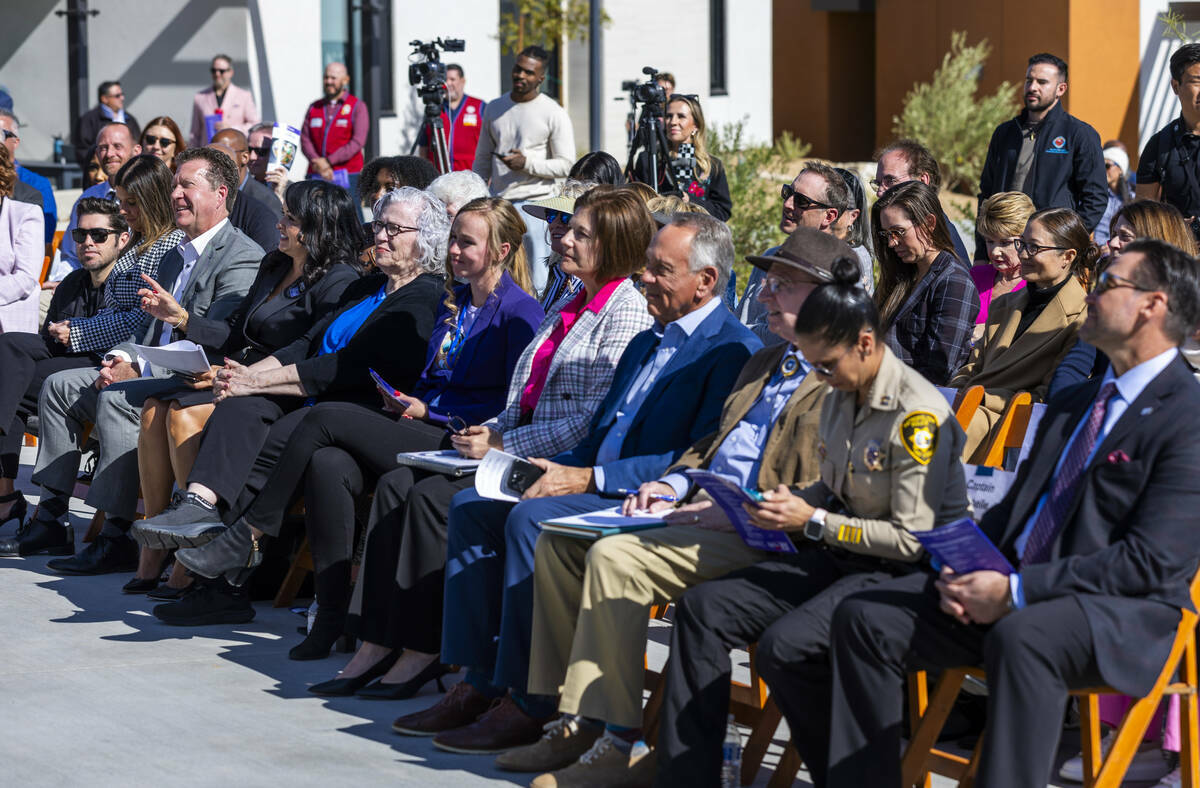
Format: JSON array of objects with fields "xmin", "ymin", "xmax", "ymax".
[
  {"xmin": 130, "ymin": 340, "xmax": 211, "ymax": 375},
  {"xmin": 474, "ymin": 449, "xmax": 525, "ymax": 501}
]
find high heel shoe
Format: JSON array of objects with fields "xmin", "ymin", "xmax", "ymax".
[
  {"xmin": 356, "ymin": 660, "xmax": 454, "ymax": 700},
  {"xmin": 0, "ymin": 492, "xmax": 27, "ymax": 530},
  {"xmin": 307, "ymin": 650, "xmax": 400, "ymax": 696}
]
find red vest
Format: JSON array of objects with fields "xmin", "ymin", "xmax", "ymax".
[
  {"xmin": 423, "ymin": 95, "xmax": 485, "ymax": 172},
  {"xmin": 305, "ymin": 93, "xmax": 364, "ymax": 174}
]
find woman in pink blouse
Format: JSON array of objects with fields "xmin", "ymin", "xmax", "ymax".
[{"xmin": 969, "ymin": 191, "xmax": 1035, "ymax": 342}]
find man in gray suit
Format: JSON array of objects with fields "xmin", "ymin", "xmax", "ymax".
[{"xmin": 1, "ymin": 148, "xmax": 263, "ymax": 573}]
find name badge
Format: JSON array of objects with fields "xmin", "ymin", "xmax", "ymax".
[
  {"xmin": 462, "ymin": 115, "xmax": 478, "ymax": 126},
  {"xmin": 310, "ymin": 117, "xmax": 323, "ymax": 128},
  {"xmin": 335, "ymin": 118, "xmax": 349, "ymax": 127}
]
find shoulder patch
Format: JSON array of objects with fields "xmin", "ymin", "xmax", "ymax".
[{"xmin": 900, "ymin": 410, "xmax": 939, "ymax": 465}]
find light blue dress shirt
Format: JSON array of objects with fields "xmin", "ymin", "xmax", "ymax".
[
  {"xmin": 1009, "ymin": 347, "xmax": 1178, "ymax": 607},
  {"xmin": 592, "ymin": 297, "xmax": 722, "ymax": 489},
  {"xmin": 660, "ymin": 346, "xmax": 810, "ymax": 497}
]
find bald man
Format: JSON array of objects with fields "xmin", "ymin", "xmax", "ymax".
[
  {"xmin": 211, "ymin": 128, "xmax": 282, "ymax": 225},
  {"xmin": 207, "ymin": 141, "xmax": 279, "ymax": 253},
  {"xmin": 300, "ymin": 61, "xmax": 369, "ymax": 198}
]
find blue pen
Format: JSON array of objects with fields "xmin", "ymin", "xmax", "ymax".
[{"xmin": 616, "ymin": 488, "xmax": 677, "ymax": 502}]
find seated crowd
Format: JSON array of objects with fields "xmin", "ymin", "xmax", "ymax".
[{"xmin": 5, "ymin": 48, "xmax": 1200, "ymax": 788}]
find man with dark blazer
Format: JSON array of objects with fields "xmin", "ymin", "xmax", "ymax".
[
  {"xmin": 73, "ymin": 80, "xmax": 140, "ymax": 167},
  {"xmin": 208, "ymin": 134, "xmax": 281, "ymax": 254},
  {"xmin": 5, "ymin": 147, "xmax": 262, "ymax": 573},
  {"xmin": 801, "ymin": 238, "xmax": 1200, "ymax": 788},
  {"xmin": 390, "ymin": 213, "xmax": 761, "ymax": 755}
]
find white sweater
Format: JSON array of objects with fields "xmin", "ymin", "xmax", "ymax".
[{"xmin": 472, "ymin": 93, "xmax": 576, "ymax": 202}]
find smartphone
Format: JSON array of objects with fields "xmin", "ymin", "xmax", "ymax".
[{"xmin": 369, "ymin": 368, "xmax": 409, "ymax": 411}]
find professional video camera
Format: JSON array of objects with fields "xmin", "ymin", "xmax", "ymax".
[
  {"xmin": 622, "ymin": 66, "xmax": 676, "ymax": 194},
  {"xmin": 621, "ymin": 66, "xmax": 669, "ymax": 115},
  {"xmin": 407, "ymin": 37, "xmax": 465, "ymax": 173}
]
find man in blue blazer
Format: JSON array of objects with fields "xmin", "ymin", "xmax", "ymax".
[
  {"xmin": 795, "ymin": 239, "xmax": 1200, "ymax": 788},
  {"xmin": 392, "ymin": 213, "xmax": 761, "ymax": 753}
]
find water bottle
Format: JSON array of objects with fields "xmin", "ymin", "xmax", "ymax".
[{"xmin": 720, "ymin": 714, "xmax": 742, "ymax": 787}]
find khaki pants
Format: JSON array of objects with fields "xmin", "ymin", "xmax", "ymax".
[{"xmin": 528, "ymin": 524, "xmax": 764, "ymax": 728}]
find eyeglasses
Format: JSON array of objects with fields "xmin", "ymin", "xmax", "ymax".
[
  {"xmin": 763, "ymin": 274, "xmax": 817, "ymax": 294},
  {"xmin": 211, "ymin": 67, "xmax": 232, "ymax": 75},
  {"xmin": 446, "ymin": 414, "xmax": 469, "ymax": 435},
  {"xmin": 249, "ymin": 144, "xmax": 272, "ymax": 157},
  {"xmin": 1014, "ymin": 238, "xmax": 1071, "ymax": 257},
  {"xmin": 142, "ymin": 134, "xmax": 175, "ymax": 148},
  {"xmin": 811, "ymin": 347, "xmax": 850, "ymax": 378},
  {"xmin": 1104, "ymin": 161, "xmax": 1122, "ymax": 170},
  {"xmin": 371, "ymin": 220, "xmax": 420, "ymax": 238},
  {"xmin": 780, "ymin": 184, "xmax": 833, "ymax": 212},
  {"xmin": 1, "ymin": 129, "xmax": 18, "ymax": 142},
  {"xmin": 1094, "ymin": 270, "xmax": 1153, "ymax": 295},
  {"xmin": 71, "ymin": 227, "xmax": 120, "ymax": 244},
  {"xmin": 543, "ymin": 209, "xmax": 572, "ymax": 225},
  {"xmin": 106, "ymin": 92, "xmax": 124, "ymax": 99},
  {"xmin": 868, "ymin": 175, "xmax": 909, "ymax": 192},
  {"xmin": 877, "ymin": 225, "xmax": 912, "ymax": 244}
]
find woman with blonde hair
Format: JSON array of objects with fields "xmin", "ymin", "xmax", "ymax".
[
  {"xmin": 971, "ymin": 191, "xmax": 1036, "ymax": 336},
  {"xmin": 629, "ymin": 94, "xmax": 732, "ymax": 220},
  {"xmin": 951, "ymin": 207, "xmax": 1094, "ymax": 462}
]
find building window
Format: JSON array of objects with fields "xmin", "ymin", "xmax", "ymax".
[
  {"xmin": 320, "ymin": 0, "xmax": 394, "ymax": 115},
  {"xmin": 710, "ymin": 0, "xmax": 727, "ymax": 95}
]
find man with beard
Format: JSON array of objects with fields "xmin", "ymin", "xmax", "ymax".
[
  {"xmin": 977, "ymin": 53, "xmax": 1107, "ymax": 236},
  {"xmin": 300, "ymin": 62, "xmax": 369, "ymax": 198}
]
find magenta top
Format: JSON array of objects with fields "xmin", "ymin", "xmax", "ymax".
[
  {"xmin": 970, "ymin": 264, "xmax": 1026, "ymax": 325},
  {"xmin": 519, "ymin": 277, "xmax": 624, "ymax": 415}
]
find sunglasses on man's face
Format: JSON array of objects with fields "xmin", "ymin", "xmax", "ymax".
[
  {"xmin": 211, "ymin": 67, "xmax": 232, "ymax": 75},
  {"xmin": 142, "ymin": 134, "xmax": 175, "ymax": 148},
  {"xmin": 249, "ymin": 144, "xmax": 272, "ymax": 157},
  {"xmin": 543, "ymin": 209, "xmax": 572, "ymax": 225},
  {"xmin": 71, "ymin": 227, "xmax": 120, "ymax": 244},
  {"xmin": 780, "ymin": 184, "xmax": 833, "ymax": 212}
]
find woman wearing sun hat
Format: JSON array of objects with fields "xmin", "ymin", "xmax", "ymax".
[{"xmin": 521, "ymin": 179, "xmax": 597, "ymax": 310}]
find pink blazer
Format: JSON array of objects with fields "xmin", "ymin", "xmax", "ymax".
[
  {"xmin": 0, "ymin": 197, "xmax": 43, "ymax": 334},
  {"xmin": 189, "ymin": 83, "xmax": 261, "ymax": 147}
]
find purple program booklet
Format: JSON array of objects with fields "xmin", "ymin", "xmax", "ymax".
[
  {"xmin": 915, "ymin": 518, "xmax": 1015, "ymax": 575},
  {"xmin": 685, "ymin": 469, "xmax": 798, "ymax": 554}
]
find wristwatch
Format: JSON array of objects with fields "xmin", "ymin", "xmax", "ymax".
[{"xmin": 804, "ymin": 507, "xmax": 829, "ymax": 541}]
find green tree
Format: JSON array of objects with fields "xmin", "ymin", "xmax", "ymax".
[
  {"xmin": 893, "ymin": 31, "xmax": 1018, "ymax": 194},
  {"xmin": 498, "ymin": 0, "xmax": 608, "ymax": 54}
]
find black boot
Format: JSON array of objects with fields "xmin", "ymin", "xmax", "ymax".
[{"xmin": 289, "ymin": 562, "xmax": 352, "ymax": 661}]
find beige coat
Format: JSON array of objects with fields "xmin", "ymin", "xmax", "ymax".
[{"xmin": 950, "ymin": 276, "xmax": 1088, "ymax": 463}]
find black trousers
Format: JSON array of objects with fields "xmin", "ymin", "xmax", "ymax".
[
  {"xmin": 0, "ymin": 332, "xmax": 94, "ymax": 478},
  {"xmin": 655, "ymin": 549, "xmax": 899, "ymax": 788},
  {"xmin": 823, "ymin": 571, "xmax": 1102, "ymax": 788},
  {"xmin": 346, "ymin": 466, "xmax": 473, "ymax": 653},
  {"xmin": 239, "ymin": 401, "xmax": 449, "ymax": 571},
  {"xmin": 186, "ymin": 395, "xmax": 307, "ymax": 516}
]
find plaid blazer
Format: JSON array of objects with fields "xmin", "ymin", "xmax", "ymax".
[
  {"xmin": 67, "ymin": 228, "xmax": 185, "ymax": 354},
  {"xmin": 883, "ymin": 251, "xmax": 979, "ymax": 386},
  {"xmin": 486, "ymin": 277, "xmax": 652, "ymax": 458}
]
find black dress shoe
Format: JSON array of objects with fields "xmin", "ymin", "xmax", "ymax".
[
  {"xmin": 175, "ymin": 520, "xmax": 261, "ymax": 580},
  {"xmin": 308, "ymin": 651, "xmax": 400, "ymax": 696},
  {"xmin": 153, "ymin": 577, "xmax": 255, "ymax": 626},
  {"xmin": 0, "ymin": 518, "xmax": 73, "ymax": 557},
  {"xmin": 356, "ymin": 661, "xmax": 453, "ymax": 700},
  {"xmin": 146, "ymin": 582, "xmax": 192, "ymax": 601},
  {"xmin": 0, "ymin": 492, "xmax": 27, "ymax": 529},
  {"xmin": 47, "ymin": 533, "xmax": 137, "ymax": 575},
  {"xmin": 122, "ymin": 576, "xmax": 160, "ymax": 594}
]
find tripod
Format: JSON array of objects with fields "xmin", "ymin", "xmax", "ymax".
[
  {"xmin": 411, "ymin": 97, "xmax": 451, "ymax": 174},
  {"xmin": 625, "ymin": 103, "xmax": 677, "ymax": 194}
]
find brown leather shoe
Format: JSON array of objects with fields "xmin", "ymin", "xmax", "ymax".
[
  {"xmin": 392, "ymin": 681, "xmax": 491, "ymax": 736},
  {"xmin": 432, "ymin": 694, "xmax": 555, "ymax": 754}
]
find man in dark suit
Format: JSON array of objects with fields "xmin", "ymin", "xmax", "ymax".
[
  {"xmin": 5, "ymin": 147, "xmax": 262, "ymax": 573},
  {"xmin": 208, "ymin": 133, "xmax": 280, "ymax": 254},
  {"xmin": 792, "ymin": 238, "xmax": 1200, "ymax": 787},
  {"xmin": 73, "ymin": 80, "xmax": 141, "ymax": 167},
  {"xmin": 390, "ymin": 213, "xmax": 762, "ymax": 755}
]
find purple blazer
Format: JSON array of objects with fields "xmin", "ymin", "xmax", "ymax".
[
  {"xmin": 970, "ymin": 263, "xmax": 1026, "ymax": 326},
  {"xmin": 0, "ymin": 197, "xmax": 44, "ymax": 334}
]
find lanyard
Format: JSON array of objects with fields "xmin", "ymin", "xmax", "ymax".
[{"xmin": 438, "ymin": 306, "xmax": 470, "ymax": 369}]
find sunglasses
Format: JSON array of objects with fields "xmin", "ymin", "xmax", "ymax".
[
  {"xmin": 211, "ymin": 67, "xmax": 232, "ymax": 75},
  {"xmin": 249, "ymin": 144, "xmax": 272, "ymax": 157},
  {"xmin": 1094, "ymin": 270, "xmax": 1153, "ymax": 294},
  {"xmin": 446, "ymin": 414, "xmax": 468, "ymax": 435},
  {"xmin": 543, "ymin": 209, "xmax": 572, "ymax": 225},
  {"xmin": 71, "ymin": 227, "xmax": 121, "ymax": 244},
  {"xmin": 781, "ymin": 184, "xmax": 833, "ymax": 212},
  {"xmin": 142, "ymin": 134, "xmax": 176, "ymax": 148},
  {"xmin": 1, "ymin": 129, "xmax": 18, "ymax": 142}
]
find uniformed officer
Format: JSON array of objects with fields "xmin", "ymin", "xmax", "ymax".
[{"xmin": 654, "ymin": 256, "xmax": 970, "ymax": 788}]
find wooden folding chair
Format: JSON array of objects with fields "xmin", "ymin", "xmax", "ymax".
[
  {"xmin": 951, "ymin": 386, "xmax": 984, "ymax": 433},
  {"xmin": 980, "ymin": 392, "xmax": 1033, "ymax": 469},
  {"xmin": 901, "ymin": 567, "xmax": 1200, "ymax": 788}
]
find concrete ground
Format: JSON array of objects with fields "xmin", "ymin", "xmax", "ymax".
[{"xmin": 0, "ymin": 447, "xmax": 1157, "ymax": 787}]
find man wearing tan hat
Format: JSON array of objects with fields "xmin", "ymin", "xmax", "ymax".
[{"xmin": 494, "ymin": 228, "xmax": 851, "ymax": 787}]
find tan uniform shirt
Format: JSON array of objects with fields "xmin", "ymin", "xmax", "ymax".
[{"xmin": 801, "ymin": 346, "xmax": 971, "ymax": 562}]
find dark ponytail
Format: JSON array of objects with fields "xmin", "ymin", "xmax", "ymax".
[{"xmin": 793, "ymin": 256, "xmax": 882, "ymax": 346}]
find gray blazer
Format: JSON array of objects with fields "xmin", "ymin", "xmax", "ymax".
[{"xmin": 113, "ymin": 219, "xmax": 263, "ymax": 372}]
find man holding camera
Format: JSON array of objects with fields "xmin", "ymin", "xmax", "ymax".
[
  {"xmin": 473, "ymin": 45, "xmax": 576, "ymax": 291},
  {"xmin": 417, "ymin": 64, "xmax": 486, "ymax": 173}
]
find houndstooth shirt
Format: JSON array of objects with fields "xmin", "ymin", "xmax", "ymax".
[
  {"xmin": 883, "ymin": 251, "xmax": 980, "ymax": 386},
  {"xmin": 485, "ymin": 277, "xmax": 653, "ymax": 459},
  {"xmin": 67, "ymin": 228, "xmax": 186, "ymax": 354}
]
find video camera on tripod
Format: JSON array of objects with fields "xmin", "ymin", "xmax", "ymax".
[
  {"xmin": 623, "ymin": 66, "xmax": 679, "ymax": 194},
  {"xmin": 408, "ymin": 37, "xmax": 465, "ymax": 173}
]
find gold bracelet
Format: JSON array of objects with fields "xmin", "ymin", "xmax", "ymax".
[{"xmin": 172, "ymin": 310, "xmax": 188, "ymax": 330}]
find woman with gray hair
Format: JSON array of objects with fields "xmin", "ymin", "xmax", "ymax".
[
  {"xmin": 427, "ymin": 170, "xmax": 490, "ymax": 221},
  {"xmin": 132, "ymin": 187, "xmax": 448, "ymax": 625}
]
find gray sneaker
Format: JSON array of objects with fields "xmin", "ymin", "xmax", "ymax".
[{"xmin": 132, "ymin": 491, "xmax": 226, "ymax": 549}]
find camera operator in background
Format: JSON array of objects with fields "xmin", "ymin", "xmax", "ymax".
[
  {"xmin": 629, "ymin": 93, "xmax": 731, "ymax": 221},
  {"xmin": 416, "ymin": 64, "xmax": 486, "ymax": 173}
]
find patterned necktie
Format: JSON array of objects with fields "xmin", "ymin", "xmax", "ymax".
[{"xmin": 1020, "ymin": 381, "xmax": 1117, "ymax": 567}]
